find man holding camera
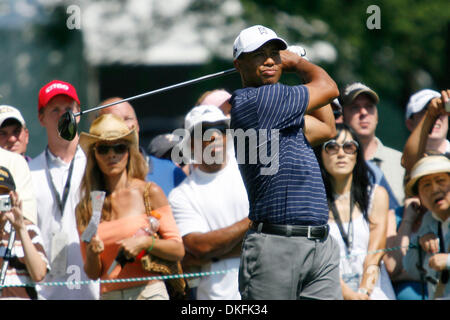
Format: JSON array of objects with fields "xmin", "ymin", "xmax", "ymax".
[
  {"xmin": 0, "ymin": 166, "xmax": 49, "ymax": 299},
  {"xmin": 402, "ymin": 89, "xmax": 450, "ymax": 175}
]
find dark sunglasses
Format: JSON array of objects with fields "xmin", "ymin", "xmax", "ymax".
[
  {"xmin": 94, "ymin": 143, "xmax": 128, "ymax": 155},
  {"xmin": 201, "ymin": 124, "xmax": 228, "ymax": 135},
  {"xmin": 323, "ymin": 139, "xmax": 359, "ymax": 155}
]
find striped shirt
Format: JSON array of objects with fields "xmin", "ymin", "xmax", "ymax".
[
  {"xmin": 0, "ymin": 222, "xmax": 49, "ymax": 299},
  {"xmin": 230, "ymin": 83, "xmax": 329, "ymax": 226}
]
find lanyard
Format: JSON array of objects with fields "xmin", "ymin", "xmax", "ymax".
[
  {"xmin": 437, "ymin": 222, "xmax": 449, "ymax": 284},
  {"xmin": 44, "ymin": 147, "xmax": 75, "ymax": 217},
  {"xmin": 330, "ymin": 192, "xmax": 355, "ymax": 255}
]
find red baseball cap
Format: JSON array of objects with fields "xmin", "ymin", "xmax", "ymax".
[{"xmin": 38, "ymin": 80, "xmax": 80, "ymax": 112}]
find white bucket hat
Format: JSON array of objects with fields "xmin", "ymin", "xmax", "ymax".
[{"xmin": 405, "ymin": 155, "xmax": 450, "ymax": 196}]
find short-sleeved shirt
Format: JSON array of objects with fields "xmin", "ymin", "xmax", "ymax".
[
  {"xmin": 0, "ymin": 222, "xmax": 49, "ymax": 299},
  {"xmin": 230, "ymin": 83, "xmax": 329, "ymax": 226},
  {"xmin": 168, "ymin": 154, "xmax": 249, "ymax": 300}
]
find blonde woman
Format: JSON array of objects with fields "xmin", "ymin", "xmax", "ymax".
[{"xmin": 76, "ymin": 114, "xmax": 184, "ymax": 300}]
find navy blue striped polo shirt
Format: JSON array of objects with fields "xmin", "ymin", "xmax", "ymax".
[{"xmin": 230, "ymin": 83, "xmax": 329, "ymax": 226}]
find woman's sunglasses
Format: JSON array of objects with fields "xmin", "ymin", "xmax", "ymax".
[
  {"xmin": 94, "ymin": 143, "xmax": 129, "ymax": 155},
  {"xmin": 323, "ymin": 139, "xmax": 359, "ymax": 155}
]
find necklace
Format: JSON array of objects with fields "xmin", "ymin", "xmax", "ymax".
[{"xmin": 333, "ymin": 191, "xmax": 350, "ymax": 201}]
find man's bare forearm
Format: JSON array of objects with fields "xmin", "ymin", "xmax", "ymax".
[
  {"xmin": 183, "ymin": 218, "xmax": 250, "ymax": 260},
  {"xmin": 292, "ymin": 58, "xmax": 338, "ymax": 111},
  {"xmin": 304, "ymin": 104, "xmax": 336, "ymax": 146},
  {"xmin": 402, "ymin": 109, "xmax": 437, "ymax": 174}
]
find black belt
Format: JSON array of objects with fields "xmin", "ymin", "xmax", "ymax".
[{"xmin": 250, "ymin": 221, "xmax": 329, "ymax": 240}]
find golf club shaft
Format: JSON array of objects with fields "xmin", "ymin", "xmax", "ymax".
[{"xmin": 75, "ymin": 68, "xmax": 237, "ymax": 117}]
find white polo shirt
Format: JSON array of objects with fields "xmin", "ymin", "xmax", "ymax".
[{"xmin": 29, "ymin": 146, "xmax": 99, "ymax": 300}]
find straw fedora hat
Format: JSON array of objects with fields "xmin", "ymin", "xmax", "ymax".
[
  {"xmin": 79, "ymin": 114, "xmax": 138, "ymax": 155},
  {"xmin": 405, "ymin": 155, "xmax": 450, "ymax": 197}
]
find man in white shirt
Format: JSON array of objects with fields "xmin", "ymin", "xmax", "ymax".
[
  {"xmin": 168, "ymin": 105, "xmax": 250, "ymax": 300},
  {"xmin": 28, "ymin": 80, "xmax": 99, "ymax": 300}
]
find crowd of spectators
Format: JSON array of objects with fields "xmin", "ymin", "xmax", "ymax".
[{"xmin": 0, "ymin": 24, "xmax": 448, "ymax": 300}]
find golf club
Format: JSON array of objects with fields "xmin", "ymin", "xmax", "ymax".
[{"xmin": 58, "ymin": 68, "xmax": 237, "ymax": 141}]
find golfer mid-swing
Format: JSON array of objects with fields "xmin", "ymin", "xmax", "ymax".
[{"xmin": 230, "ymin": 25, "xmax": 343, "ymax": 300}]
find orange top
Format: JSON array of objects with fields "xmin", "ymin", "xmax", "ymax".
[{"xmin": 80, "ymin": 205, "xmax": 182, "ymax": 294}]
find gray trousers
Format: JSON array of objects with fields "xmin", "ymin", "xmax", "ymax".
[{"xmin": 239, "ymin": 228, "xmax": 342, "ymax": 300}]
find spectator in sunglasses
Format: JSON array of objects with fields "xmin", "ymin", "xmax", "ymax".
[
  {"xmin": 76, "ymin": 114, "xmax": 184, "ymax": 300},
  {"xmin": 313, "ymin": 123, "xmax": 396, "ymax": 300},
  {"xmin": 168, "ymin": 105, "xmax": 250, "ymax": 300},
  {"xmin": 98, "ymin": 98, "xmax": 186, "ymax": 198}
]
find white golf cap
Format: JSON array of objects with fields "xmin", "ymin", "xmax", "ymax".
[
  {"xmin": 405, "ymin": 89, "xmax": 441, "ymax": 120},
  {"xmin": 0, "ymin": 105, "xmax": 26, "ymax": 128},
  {"xmin": 233, "ymin": 25, "xmax": 288, "ymax": 59},
  {"xmin": 185, "ymin": 104, "xmax": 230, "ymax": 133}
]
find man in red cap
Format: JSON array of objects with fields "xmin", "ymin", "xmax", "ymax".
[
  {"xmin": 28, "ymin": 80, "xmax": 99, "ymax": 300},
  {"xmin": 36, "ymin": 80, "xmax": 81, "ymax": 162}
]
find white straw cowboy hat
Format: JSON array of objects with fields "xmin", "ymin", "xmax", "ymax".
[
  {"xmin": 405, "ymin": 155, "xmax": 450, "ymax": 197},
  {"xmin": 79, "ymin": 114, "xmax": 138, "ymax": 155}
]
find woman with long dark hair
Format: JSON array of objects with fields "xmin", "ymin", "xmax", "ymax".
[
  {"xmin": 75, "ymin": 114, "xmax": 184, "ymax": 300},
  {"xmin": 314, "ymin": 123, "xmax": 396, "ymax": 300}
]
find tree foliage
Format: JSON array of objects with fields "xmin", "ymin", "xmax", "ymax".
[
  {"xmin": 238, "ymin": 0, "xmax": 449, "ymax": 149},
  {"xmin": 241, "ymin": 0, "xmax": 449, "ymax": 106}
]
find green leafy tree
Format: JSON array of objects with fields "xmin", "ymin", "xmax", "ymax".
[{"xmin": 239, "ymin": 0, "xmax": 450, "ymax": 149}]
